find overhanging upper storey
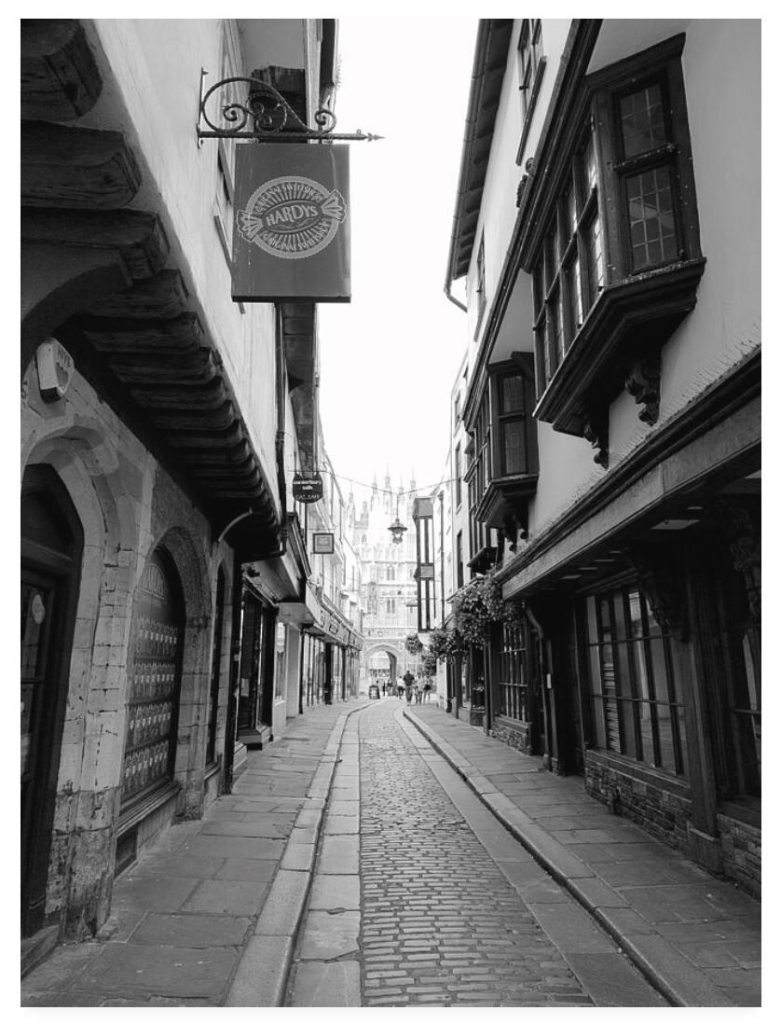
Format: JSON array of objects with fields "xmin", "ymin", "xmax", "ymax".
[
  {"xmin": 446, "ymin": 20, "xmax": 513, "ymax": 289},
  {"xmin": 518, "ymin": 30, "xmax": 705, "ymax": 466}
]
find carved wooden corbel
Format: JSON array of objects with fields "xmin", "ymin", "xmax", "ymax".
[
  {"xmin": 629, "ymin": 543, "xmax": 689, "ymax": 642},
  {"xmin": 583, "ymin": 410, "xmax": 609, "ymax": 469},
  {"xmin": 625, "ymin": 354, "xmax": 661, "ymax": 425},
  {"xmin": 709, "ymin": 501, "xmax": 761, "ymax": 626}
]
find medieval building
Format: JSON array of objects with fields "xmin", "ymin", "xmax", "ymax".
[
  {"xmin": 20, "ymin": 17, "xmax": 362, "ymax": 966},
  {"xmin": 443, "ymin": 19, "xmax": 760, "ymax": 896}
]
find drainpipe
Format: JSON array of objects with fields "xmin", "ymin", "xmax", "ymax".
[
  {"xmin": 223, "ymin": 549, "xmax": 243, "ymax": 794},
  {"xmin": 273, "ymin": 306, "xmax": 289, "ymax": 558},
  {"xmin": 444, "ymin": 281, "xmax": 467, "ymax": 313}
]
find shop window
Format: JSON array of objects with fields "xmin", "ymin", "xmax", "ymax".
[
  {"xmin": 122, "ymin": 549, "xmax": 184, "ymax": 806},
  {"xmin": 582, "ymin": 583, "xmax": 688, "ymax": 776},
  {"xmin": 496, "ymin": 621, "xmax": 529, "ymax": 722},
  {"xmin": 530, "ymin": 35, "xmax": 704, "ymax": 451}
]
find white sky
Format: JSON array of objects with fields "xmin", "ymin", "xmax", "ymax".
[{"xmin": 318, "ymin": 16, "xmax": 477, "ymax": 504}]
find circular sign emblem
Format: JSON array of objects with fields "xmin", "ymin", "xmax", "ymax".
[{"xmin": 238, "ymin": 175, "xmax": 347, "ymax": 260}]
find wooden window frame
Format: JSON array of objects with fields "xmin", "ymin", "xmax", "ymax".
[
  {"xmin": 582, "ymin": 580, "xmax": 688, "ymax": 778},
  {"xmin": 516, "ymin": 19, "xmax": 547, "ymax": 164},
  {"xmin": 465, "ymin": 357, "xmax": 539, "ymax": 536}
]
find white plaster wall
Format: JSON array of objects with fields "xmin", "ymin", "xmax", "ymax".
[
  {"xmin": 660, "ymin": 19, "xmax": 761, "ymax": 415},
  {"xmin": 467, "ymin": 19, "xmax": 572, "ymax": 349}
]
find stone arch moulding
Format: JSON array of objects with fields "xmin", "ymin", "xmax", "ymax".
[
  {"xmin": 21, "ymin": 248, "xmax": 132, "ymax": 376},
  {"xmin": 149, "ymin": 524, "xmax": 214, "ymax": 820},
  {"xmin": 364, "ymin": 642, "xmax": 404, "ymax": 660},
  {"xmin": 21, "ymin": 440, "xmax": 140, "ymax": 940}
]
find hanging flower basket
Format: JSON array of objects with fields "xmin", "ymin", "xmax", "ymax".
[
  {"xmin": 427, "ymin": 627, "xmax": 466, "ymax": 661},
  {"xmin": 451, "ymin": 569, "xmax": 523, "ymax": 646},
  {"xmin": 405, "ymin": 633, "xmax": 424, "ymax": 656}
]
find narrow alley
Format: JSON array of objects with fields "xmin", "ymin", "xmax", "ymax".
[
  {"xmin": 286, "ymin": 699, "xmax": 666, "ymax": 1007},
  {"xmin": 21, "ymin": 18, "xmax": 761, "ymax": 1009},
  {"xmin": 21, "ymin": 696, "xmax": 761, "ymax": 1007}
]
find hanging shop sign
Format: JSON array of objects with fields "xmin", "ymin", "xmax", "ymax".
[
  {"xmin": 312, "ymin": 532, "xmax": 335, "ymax": 555},
  {"xmin": 292, "ymin": 472, "xmax": 324, "ymax": 504},
  {"xmin": 231, "ymin": 143, "xmax": 351, "ymax": 303}
]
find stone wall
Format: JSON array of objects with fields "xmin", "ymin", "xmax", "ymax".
[
  {"xmin": 717, "ymin": 812, "xmax": 761, "ymax": 898},
  {"xmin": 490, "ymin": 716, "xmax": 534, "ymax": 755},
  {"xmin": 585, "ymin": 752, "xmax": 692, "ymax": 851},
  {"xmin": 585, "ymin": 752, "xmax": 762, "ymax": 897}
]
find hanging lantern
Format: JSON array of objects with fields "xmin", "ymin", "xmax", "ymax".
[{"xmin": 388, "ymin": 516, "xmax": 407, "ymax": 544}]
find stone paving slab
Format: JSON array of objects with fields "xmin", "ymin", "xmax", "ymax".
[
  {"xmin": 70, "ymin": 944, "xmax": 240, "ymax": 1000},
  {"xmin": 181, "ymin": 879, "xmax": 269, "ymax": 916},
  {"xmin": 298, "ymin": 910, "xmax": 360, "ymax": 960},
  {"xmin": 308, "ymin": 874, "xmax": 360, "ymax": 911},
  {"xmin": 288, "ymin": 961, "xmax": 362, "ymax": 1006},
  {"xmin": 127, "ymin": 911, "xmax": 253, "ymax": 947},
  {"xmin": 224, "ymin": 936, "xmax": 294, "ymax": 1007},
  {"xmin": 563, "ymin": 952, "xmax": 669, "ymax": 1007}
]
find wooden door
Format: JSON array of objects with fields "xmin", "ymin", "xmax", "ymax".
[{"xmin": 21, "ymin": 467, "xmax": 83, "ymax": 937}]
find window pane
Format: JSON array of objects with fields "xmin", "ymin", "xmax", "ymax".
[
  {"xmin": 533, "ymin": 264, "xmax": 544, "ymax": 316},
  {"xmin": 534, "ymin": 325, "xmax": 547, "ymax": 395},
  {"xmin": 565, "ymin": 256, "xmax": 583, "ymax": 339},
  {"xmin": 502, "ymin": 418, "xmax": 526, "ymax": 475},
  {"xmin": 581, "ymin": 131, "xmax": 598, "ymax": 197},
  {"xmin": 585, "ymin": 211, "xmax": 605, "ymax": 306},
  {"xmin": 584, "ymin": 585, "xmax": 687, "ymax": 776},
  {"xmin": 565, "ymin": 183, "xmax": 578, "ymax": 236},
  {"xmin": 545, "ymin": 228, "xmax": 558, "ymax": 283},
  {"xmin": 626, "ymin": 166, "xmax": 678, "ymax": 270},
  {"xmin": 501, "ymin": 373, "xmax": 524, "ymax": 414},
  {"xmin": 551, "ymin": 287, "xmax": 564, "ymax": 366},
  {"xmin": 620, "ymin": 84, "xmax": 667, "ymax": 158}
]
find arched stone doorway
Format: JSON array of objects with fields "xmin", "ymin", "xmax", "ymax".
[
  {"xmin": 21, "ymin": 464, "xmax": 84, "ymax": 938},
  {"xmin": 364, "ymin": 642, "xmax": 407, "ymax": 695},
  {"xmin": 368, "ymin": 648, "xmax": 397, "ymax": 691}
]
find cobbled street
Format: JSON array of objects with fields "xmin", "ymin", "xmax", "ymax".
[
  {"xmin": 358, "ymin": 702, "xmax": 590, "ymax": 1007},
  {"xmin": 286, "ymin": 700, "xmax": 666, "ymax": 1007}
]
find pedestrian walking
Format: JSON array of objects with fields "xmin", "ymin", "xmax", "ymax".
[
  {"xmin": 423, "ymin": 680, "xmax": 432, "ymax": 702},
  {"xmin": 414, "ymin": 681, "xmax": 422, "ymax": 704},
  {"xmin": 405, "ymin": 684, "xmax": 413, "ymax": 705}
]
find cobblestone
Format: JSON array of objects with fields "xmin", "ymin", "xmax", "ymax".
[{"xmin": 356, "ymin": 703, "xmax": 596, "ymax": 1006}]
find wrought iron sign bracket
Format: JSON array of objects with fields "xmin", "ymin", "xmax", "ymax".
[{"xmin": 196, "ymin": 69, "xmax": 382, "ymax": 146}]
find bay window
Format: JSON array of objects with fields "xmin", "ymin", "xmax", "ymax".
[
  {"xmin": 465, "ymin": 356, "xmax": 538, "ymax": 550},
  {"xmin": 529, "ymin": 35, "xmax": 705, "ymax": 450}
]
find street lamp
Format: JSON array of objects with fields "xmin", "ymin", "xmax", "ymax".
[{"xmin": 388, "ymin": 494, "xmax": 407, "ymax": 544}]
